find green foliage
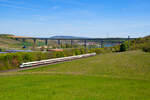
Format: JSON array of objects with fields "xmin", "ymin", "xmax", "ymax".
[
  {"xmin": 111, "ymin": 46, "xmax": 120, "ymax": 52},
  {"xmin": 79, "ymin": 48, "xmax": 84, "ymax": 54},
  {"xmin": 74, "ymin": 49, "xmax": 81, "ymax": 55},
  {"xmin": 63, "ymin": 49, "xmax": 75, "ymax": 56},
  {"xmin": 56, "ymin": 52, "xmax": 65, "ymax": 58},
  {"xmin": 127, "ymin": 35, "xmax": 150, "ymax": 51},
  {"xmin": 120, "ymin": 43, "xmax": 127, "ymax": 52},
  {"xmin": 142, "ymin": 42, "xmax": 150, "ymax": 52},
  {"xmin": 89, "ymin": 48, "xmax": 112, "ymax": 54},
  {"xmin": 0, "ymin": 48, "xmax": 93, "ymax": 71}
]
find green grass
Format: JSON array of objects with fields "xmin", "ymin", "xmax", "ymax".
[
  {"xmin": 0, "ymin": 50, "xmax": 150, "ymax": 100},
  {"xmin": 21, "ymin": 50, "xmax": 150, "ymax": 80}
]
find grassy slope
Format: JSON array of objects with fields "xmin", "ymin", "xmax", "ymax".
[
  {"xmin": 0, "ymin": 36, "xmax": 57, "ymax": 49},
  {"xmin": 0, "ymin": 51, "xmax": 150, "ymax": 100},
  {"xmin": 0, "ymin": 37, "xmax": 23, "ymax": 49},
  {"xmin": 22, "ymin": 50, "xmax": 150, "ymax": 80},
  {"xmin": 0, "ymin": 36, "xmax": 33, "ymax": 49}
]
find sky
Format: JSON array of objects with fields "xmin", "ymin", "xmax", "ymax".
[{"xmin": 0, "ymin": 0, "xmax": 150, "ymax": 38}]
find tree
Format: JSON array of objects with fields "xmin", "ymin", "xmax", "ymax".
[{"xmin": 120, "ymin": 44, "xmax": 127, "ymax": 52}]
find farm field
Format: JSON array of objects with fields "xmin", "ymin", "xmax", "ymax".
[{"xmin": 0, "ymin": 50, "xmax": 150, "ymax": 100}]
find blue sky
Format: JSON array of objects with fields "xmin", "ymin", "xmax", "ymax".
[{"xmin": 0, "ymin": 0, "xmax": 150, "ymax": 38}]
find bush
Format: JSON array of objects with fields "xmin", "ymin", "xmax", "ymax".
[
  {"xmin": 63, "ymin": 49, "xmax": 75, "ymax": 56},
  {"xmin": 56, "ymin": 52, "xmax": 65, "ymax": 58},
  {"xmin": 120, "ymin": 43, "xmax": 127, "ymax": 52},
  {"xmin": 89, "ymin": 48, "xmax": 112, "ymax": 54},
  {"xmin": 111, "ymin": 46, "xmax": 120, "ymax": 52},
  {"xmin": 143, "ymin": 43, "xmax": 150, "ymax": 52},
  {"xmin": 74, "ymin": 49, "xmax": 81, "ymax": 55}
]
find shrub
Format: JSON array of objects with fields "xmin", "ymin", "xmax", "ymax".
[
  {"xmin": 22, "ymin": 53, "xmax": 33, "ymax": 62},
  {"xmin": 143, "ymin": 42, "xmax": 150, "ymax": 52},
  {"xmin": 120, "ymin": 43, "xmax": 127, "ymax": 52},
  {"xmin": 74, "ymin": 49, "xmax": 81, "ymax": 55},
  {"xmin": 89, "ymin": 48, "xmax": 112, "ymax": 54},
  {"xmin": 80, "ymin": 48, "xmax": 86, "ymax": 54},
  {"xmin": 63, "ymin": 49, "xmax": 74, "ymax": 56},
  {"xmin": 56, "ymin": 52, "xmax": 65, "ymax": 58}
]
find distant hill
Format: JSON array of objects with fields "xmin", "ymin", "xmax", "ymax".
[
  {"xmin": 0, "ymin": 36, "xmax": 23, "ymax": 49},
  {"xmin": 0, "ymin": 34, "xmax": 14, "ymax": 37},
  {"xmin": 50, "ymin": 36, "xmax": 88, "ymax": 39}
]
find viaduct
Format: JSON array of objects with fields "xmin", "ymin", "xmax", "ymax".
[{"xmin": 13, "ymin": 36, "xmax": 135, "ymax": 48}]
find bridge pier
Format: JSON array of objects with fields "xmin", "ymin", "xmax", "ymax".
[
  {"xmin": 100, "ymin": 40, "xmax": 104, "ymax": 48},
  {"xmin": 45, "ymin": 39, "xmax": 48, "ymax": 46},
  {"xmin": 33, "ymin": 38, "xmax": 37, "ymax": 45},
  {"xmin": 22, "ymin": 38, "xmax": 26, "ymax": 43},
  {"xmin": 15, "ymin": 38, "xmax": 18, "ymax": 41},
  {"xmin": 58, "ymin": 40, "xmax": 61, "ymax": 48},
  {"xmin": 71, "ymin": 40, "xmax": 73, "ymax": 47},
  {"xmin": 84, "ymin": 40, "xmax": 87, "ymax": 48}
]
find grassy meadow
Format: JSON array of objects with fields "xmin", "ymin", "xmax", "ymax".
[{"xmin": 0, "ymin": 50, "xmax": 150, "ymax": 100}]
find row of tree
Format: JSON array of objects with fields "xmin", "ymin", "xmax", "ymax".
[{"xmin": 119, "ymin": 35, "xmax": 150, "ymax": 52}]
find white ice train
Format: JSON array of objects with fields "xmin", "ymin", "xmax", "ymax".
[{"xmin": 20, "ymin": 53, "xmax": 96, "ymax": 68}]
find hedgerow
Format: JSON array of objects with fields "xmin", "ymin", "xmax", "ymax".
[
  {"xmin": 89, "ymin": 48, "xmax": 112, "ymax": 54},
  {"xmin": 0, "ymin": 48, "xmax": 91, "ymax": 71}
]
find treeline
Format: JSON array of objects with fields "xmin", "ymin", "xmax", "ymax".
[
  {"xmin": 0, "ymin": 48, "xmax": 90, "ymax": 71},
  {"xmin": 118, "ymin": 36, "xmax": 150, "ymax": 52},
  {"xmin": 90, "ymin": 35, "xmax": 150, "ymax": 53}
]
